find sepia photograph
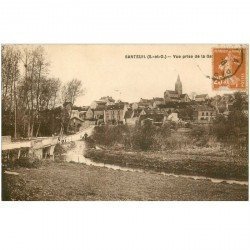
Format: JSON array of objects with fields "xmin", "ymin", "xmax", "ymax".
[{"xmin": 1, "ymin": 44, "xmax": 248, "ymax": 201}]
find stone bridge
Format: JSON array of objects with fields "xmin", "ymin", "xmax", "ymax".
[{"xmin": 2, "ymin": 126, "xmax": 94, "ymax": 161}]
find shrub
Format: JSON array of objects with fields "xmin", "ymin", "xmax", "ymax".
[
  {"xmin": 189, "ymin": 125, "xmax": 209, "ymax": 147},
  {"xmin": 54, "ymin": 144, "xmax": 66, "ymax": 156}
]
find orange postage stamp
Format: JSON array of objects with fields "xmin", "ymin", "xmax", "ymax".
[{"xmin": 212, "ymin": 47, "xmax": 247, "ymax": 90}]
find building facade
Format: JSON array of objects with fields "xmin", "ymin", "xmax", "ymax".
[{"xmin": 104, "ymin": 103, "xmax": 128, "ymax": 124}]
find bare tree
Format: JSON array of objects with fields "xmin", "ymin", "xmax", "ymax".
[
  {"xmin": 62, "ymin": 78, "xmax": 84, "ymax": 105},
  {"xmin": 2, "ymin": 45, "xmax": 82, "ymax": 138},
  {"xmin": 18, "ymin": 46, "xmax": 52, "ymax": 137},
  {"xmin": 2, "ymin": 45, "xmax": 21, "ymax": 138}
]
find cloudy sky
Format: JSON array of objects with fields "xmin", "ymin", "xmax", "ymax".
[{"xmin": 42, "ymin": 44, "xmax": 240, "ymax": 106}]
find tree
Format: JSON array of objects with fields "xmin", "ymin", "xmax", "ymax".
[
  {"xmin": 1, "ymin": 45, "xmax": 21, "ymax": 138},
  {"xmin": 2, "ymin": 45, "xmax": 62, "ymax": 138},
  {"xmin": 211, "ymin": 92, "xmax": 248, "ymax": 144},
  {"xmin": 62, "ymin": 78, "xmax": 84, "ymax": 105},
  {"xmin": 232, "ymin": 91, "xmax": 246, "ymax": 111}
]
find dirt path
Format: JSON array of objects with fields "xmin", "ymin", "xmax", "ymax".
[{"xmin": 2, "ymin": 161, "xmax": 248, "ymax": 201}]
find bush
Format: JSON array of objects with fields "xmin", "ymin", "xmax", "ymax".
[
  {"xmin": 2, "ymin": 157, "xmax": 41, "ymax": 169},
  {"xmin": 54, "ymin": 144, "xmax": 66, "ymax": 156},
  {"xmin": 92, "ymin": 124, "xmax": 129, "ymax": 147},
  {"xmin": 189, "ymin": 125, "xmax": 209, "ymax": 147},
  {"xmin": 14, "ymin": 157, "xmax": 41, "ymax": 168}
]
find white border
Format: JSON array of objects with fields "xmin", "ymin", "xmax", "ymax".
[{"xmin": 0, "ymin": 1, "xmax": 250, "ymax": 250}]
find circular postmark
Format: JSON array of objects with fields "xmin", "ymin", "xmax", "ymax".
[{"xmin": 212, "ymin": 47, "xmax": 247, "ymax": 90}]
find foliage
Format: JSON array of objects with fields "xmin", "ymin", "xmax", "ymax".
[
  {"xmin": 210, "ymin": 92, "xmax": 248, "ymax": 156},
  {"xmin": 2, "ymin": 45, "xmax": 84, "ymax": 138},
  {"xmin": 61, "ymin": 78, "xmax": 85, "ymax": 105},
  {"xmin": 91, "ymin": 122, "xmax": 190, "ymax": 151},
  {"xmin": 54, "ymin": 144, "xmax": 66, "ymax": 156}
]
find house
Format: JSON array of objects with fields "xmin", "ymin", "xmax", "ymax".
[
  {"xmin": 164, "ymin": 75, "xmax": 190, "ymax": 103},
  {"xmin": 164, "ymin": 112, "xmax": 180, "ymax": 123},
  {"xmin": 131, "ymin": 102, "xmax": 139, "ymax": 110},
  {"xmin": 180, "ymin": 94, "xmax": 190, "ymax": 102},
  {"xmin": 157, "ymin": 103, "xmax": 176, "ymax": 114},
  {"xmin": 79, "ymin": 110, "xmax": 87, "ymax": 120},
  {"xmin": 93, "ymin": 106, "xmax": 105, "ymax": 125},
  {"xmin": 124, "ymin": 109, "xmax": 135, "ymax": 125},
  {"xmin": 195, "ymin": 94, "xmax": 209, "ymax": 102},
  {"xmin": 86, "ymin": 107, "xmax": 94, "ymax": 119},
  {"xmin": 138, "ymin": 98, "xmax": 154, "ymax": 109},
  {"xmin": 104, "ymin": 103, "xmax": 128, "ymax": 124},
  {"xmin": 210, "ymin": 94, "xmax": 235, "ymax": 117},
  {"xmin": 70, "ymin": 109, "xmax": 80, "ymax": 119},
  {"xmin": 139, "ymin": 113, "xmax": 164, "ymax": 126},
  {"xmin": 132, "ymin": 100, "xmax": 153, "ymax": 110},
  {"xmin": 85, "ymin": 106, "xmax": 105, "ymax": 125},
  {"xmin": 90, "ymin": 96, "xmax": 115, "ymax": 109},
  {"xmin": 69, "ymin": 116, "xmax": 84, "ymax": 132},
  {"xmin": 90, "ymin": 100, "xmax": 107, "ymax": 109},
  {"xmin": 152, "ymin": 97, "xmax": 165, "ymax": 108},
  {"xmin": 79, "ymin": 106, "xmax": 90, "ymax": 120},
  {"xmin": 193, "ymin": 106, "xmax": 216, "ymax": 123},
  {"xmin": 124, "ymin": 108, "xmax": 144, "ymax": 125}
]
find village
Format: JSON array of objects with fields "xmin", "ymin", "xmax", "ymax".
[
  {"xmin": 67, "ymin": 75, "xmax": 248, "ymax": 133},
  {"xmin": 1, "ymin": 45, "xmax": 248, "ymax": 201}
]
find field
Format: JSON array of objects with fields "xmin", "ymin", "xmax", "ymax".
[
  {"xmin": 2, "ymin": 160, "xmax": 248, "ymax": 201},
  {"xmin": 84, "ymin": 148, "xmax": 248, "ymax": 181}
]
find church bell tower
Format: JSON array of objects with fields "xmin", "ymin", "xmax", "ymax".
[{"xmin": 175, "ymin": 74, "xmax": 182, "ymax": 96}]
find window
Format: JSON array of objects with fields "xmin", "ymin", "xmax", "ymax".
[
  {"xmin": 206, "ymin": 112, "xmax": 209, "ymax": 116},
  {"xmin": 202, "ymin": 112, "xmax": 204, "ymax": 116}
]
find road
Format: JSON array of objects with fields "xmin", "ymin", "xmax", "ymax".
[{"xmin": 1, "ymin": 125, "xmax": 95, "ymax": 151}]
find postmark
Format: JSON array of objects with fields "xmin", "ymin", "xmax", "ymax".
[{"xmin": 212, "ymin": 47, "xmax": 247, "ymax": 90}]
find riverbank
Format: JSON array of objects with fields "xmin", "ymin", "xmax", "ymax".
[
  {"xmin": 84, "ymin": 148, "xmax": 248, "ymax": 181},
  {"xmin": 2, "ymin": 160, "xmax": 248, "ymax": 201}
]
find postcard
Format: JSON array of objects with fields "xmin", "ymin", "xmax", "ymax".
[{"xmin": 1, "ymin": 44, "xmax": 248, "ymax": 201}]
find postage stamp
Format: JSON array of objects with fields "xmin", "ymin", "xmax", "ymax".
[{"xmin": 212, "ymin": 47, "xmax": 247, "ymax": 90}]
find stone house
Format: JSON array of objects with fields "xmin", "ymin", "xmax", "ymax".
[
  {"xmin": 152, "ymin": 97, "xmax": 165, "ymax": 108},
  {"xmin": 86, "ymin": 107, "xmax": 94, "ymax": 119},
  {"xmin": 79, "ymin": 110, "xmax": 87, "ymax": 120},
  {"xmin": 104, "ymin": 103, "xmax": 128, "ymax": 124},
  {"xmin": 124, "ymin": 108, "xmax": 144, "ymax": 125},
  {"xmin": 90, "ymin": 100, "xmax": 107, "ymax": 110},
  {"xmin": 93, "ymin": 107, "xmax": 105, "ymax": 125},
  {"xmin": 195, "ymin": 94, "xmax": 209, "ymax": 102},
  {"xmin": 70, "ymin": 109, "xmax": 80, "ymax": 119},
  {"xmin": 90, "ymin": 96, "xmax": 115, "ymax": 109},
  {"xmin": 164, "ymin": 112, "xmax": 180, "ymax": 123},
  {"xmin": 193, "ymin": 106, "xmax": 216, "ymax": 123},
  {"xmin": 139, "ymin": 113, "xmax": 164, "ymax": 126},
  {"xmin": 69, "ymin": 117, "xmax": 84, "ymax": 132},
  {"xmin": 180, "ymin": 94, "xmax": 190, "ymax": 102}
]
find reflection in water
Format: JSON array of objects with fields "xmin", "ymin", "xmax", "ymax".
[{"xmin": 63, "ymin": 141, "xmax": 248, "ymax": 186}]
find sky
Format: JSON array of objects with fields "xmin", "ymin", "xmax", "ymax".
[{"xmin": 40, "ymin": 44, "xmax": 244, "ymax": 106}]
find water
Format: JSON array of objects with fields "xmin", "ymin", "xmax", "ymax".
[{"xmin": 63, "ymin": 140, "xmax": 248, "ymax": 186}]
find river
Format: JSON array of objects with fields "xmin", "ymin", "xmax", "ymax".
[{"xmin": 63, "ymin": 140, "xmax": 248, "ymax": 186}]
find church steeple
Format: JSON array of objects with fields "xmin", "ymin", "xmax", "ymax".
[{"xmin": 175, "ymin": 74, "xmax": 182, "ymax": 96}]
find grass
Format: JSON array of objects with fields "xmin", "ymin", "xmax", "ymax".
[
  {"xmin": 84, "ymin": 148, "xmax": 248, "ymax": 181},
  {"xmin": 2, "ymin": 160, "xmax": 248, "ymax": 201}
]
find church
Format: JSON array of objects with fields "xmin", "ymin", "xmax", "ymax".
[{"xmin": 164, "ymin": 75, "xmax": 190, "ymax": 103}]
